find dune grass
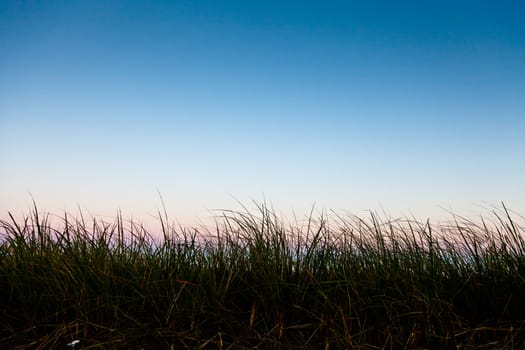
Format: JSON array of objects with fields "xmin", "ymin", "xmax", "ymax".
[{"xmin": 1, "ymin": 203, "xmax": 525, "ymax": 349}]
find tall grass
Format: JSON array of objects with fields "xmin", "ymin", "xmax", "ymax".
[{"xmin": 1, "ymin": 203, "xmax": 525, "ymax": 349}]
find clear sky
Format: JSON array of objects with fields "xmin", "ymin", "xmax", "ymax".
[{"xmin": 1, "ymin": 1, "xmax": 524, "ymax": 228}]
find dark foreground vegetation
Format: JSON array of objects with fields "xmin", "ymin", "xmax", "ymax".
[{"xmin": 1, "ymin": 203, "xmax": 525, "ymax": 349}]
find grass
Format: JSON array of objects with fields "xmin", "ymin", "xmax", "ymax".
[{"xmin": 1, "ymin": 202, "xmax": 525, "ymax": 349}]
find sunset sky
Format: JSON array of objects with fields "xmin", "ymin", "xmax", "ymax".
[{"xmin": 1, "ymin": 1, "xmax": 524, "ymax": 228}]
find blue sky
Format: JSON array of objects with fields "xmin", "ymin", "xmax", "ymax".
[{"xmin": 1, "ymin": 1, "xmax": 524, "ymax": 227}]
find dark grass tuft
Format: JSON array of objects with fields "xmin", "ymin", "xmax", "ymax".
[{"xmin": 1, "ymin": 203, "xmax": 525, "ymax": 349}]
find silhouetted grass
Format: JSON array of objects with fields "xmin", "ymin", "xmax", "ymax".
[{"xmin": 1, "ymin": 203, "xmax": 525, "ymax": 349}]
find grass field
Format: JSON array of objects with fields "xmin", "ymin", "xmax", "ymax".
[{"xmin": 1, "ymin": 203, "xmax": 525, "ymax": 349}]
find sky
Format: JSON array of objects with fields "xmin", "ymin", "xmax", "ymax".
[{"xmin": 1, "ymin": 1, "xmax": 524, "ymax": 229}]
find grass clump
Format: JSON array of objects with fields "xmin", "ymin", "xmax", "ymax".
[{"xmin": 1, "ymin": 203, "xmax": 525, "ymax": 349}]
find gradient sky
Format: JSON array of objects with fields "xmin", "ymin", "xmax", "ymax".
[{"xmin": 1, "ymin": 1, "xmax": 524, "ymax": 228}]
